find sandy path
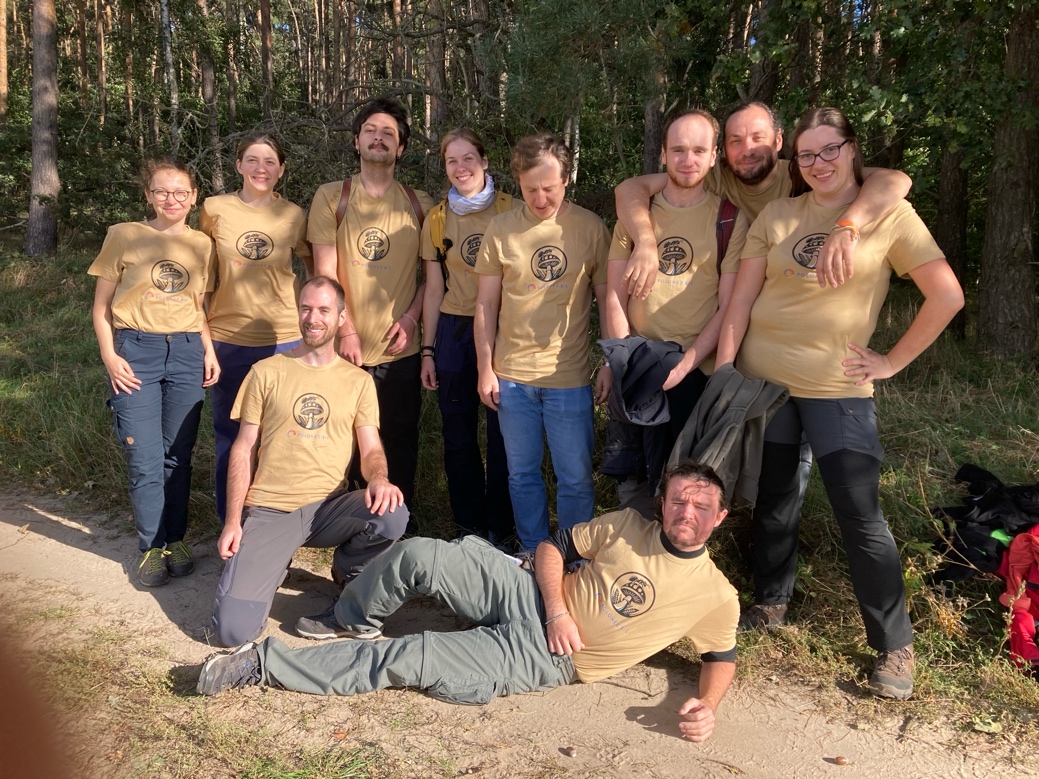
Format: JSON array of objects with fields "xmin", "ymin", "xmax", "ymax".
[{"xmin": 0, "ymin": 492, "xmax": 1033, "ymax": 779}]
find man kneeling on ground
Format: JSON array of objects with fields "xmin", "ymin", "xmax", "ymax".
[
  {"xmin": 198, "ymin": 460, "xmax": 738, "ymax": 743},
  {"xmin": 210, "ymin": 275, "xmax": 408, "ymax": 647}
]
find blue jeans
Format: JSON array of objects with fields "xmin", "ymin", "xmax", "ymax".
[
  {"xmin": 107, "ymin": 330, "xmax": 206, "ymax": 552},
  {"xmin": 496, "ymin": 381, "xmax": 594, "ymax": 552},
  {"xmin": 211, "ymin": 340, "xmax": 299, "ymax": 523}
]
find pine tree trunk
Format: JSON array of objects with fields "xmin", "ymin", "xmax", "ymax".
[
  {"xmin": 225, "ymin": 0, "xmax": 237, "ymax": 132},
  {"xmin": 977, "ymin": 5, "xmax": 1039, "ymax": 358},
  {"xmin": 74, "ymin": 0, "xmax": 89, "ymax": 98},
  {"xmin": 159, "ymin": 0, "xmax": 180, "ymax": 153},
  {"xmin": 935, "ymin": 143, "xmax": 968, "ymax": 340},
  {"xmin": 94, "ymin": 0, "xmax": 106, "ymax": 124},
  {"xmin": 259, "ymin": 0, "xmax": 273, "ymax": 119},
  {"xmin": 0, "ymin": 0, "xmax": 9, "ymax": 121},
  {"xmin": 25, "ymin": 0, "xmax": 59, "ymax": 255}
]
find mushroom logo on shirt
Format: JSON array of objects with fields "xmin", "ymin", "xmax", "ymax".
[
  {"xmin": 236, "ymin": 231, "xmax": 274, "ymax": 261},
  {"xmin": 292, "ymin": 394, "xmax": 329, "ymax": 430},
  {"xmin": 358, "ymin": 227, "xmax": 390, "ymax": 262},
  {"xmin": 610, "ymin": 572, "xmax": 656, "ymax": 618},
  {"xmin": 461, "ymin": 234, "xmax": 482, "ymax": 267},
  {"xmin": 792, "ymin": 233, "xmax": 827, "ymax": 269},
  {"xmin": 151, "ymin": 260, "xmax": 189, "ymax": 293},
  {"xmin": 530, "ymin": 245, "xmax": 567, "ymax": 282},
  {"xmin": 657, "ymin": 237, "xmax": 693, "ymax": 276}
]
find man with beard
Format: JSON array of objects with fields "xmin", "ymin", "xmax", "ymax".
[
  {"xmin": 308, "ymin": 97, "xmax": 435, "ymax": 509},
  {"xmin": 198, "ymin": 460, "xmax": 739, "ymax": 744},
  {"xmin": 615, "ymin": 102, "xmax": 912, "ymax": 297},
  {"xmin": 602, "ymin": 111, "xmax": 750, "ymax": 510},
  {"xmin": 209, "ymin": 276, "xmax": 408, "ymax": 648}
]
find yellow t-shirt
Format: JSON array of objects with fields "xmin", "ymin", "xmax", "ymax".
[
  {"xmin": 567, "ymin": 509, "xmax": 739, "ymax": 684},
  {"xmin": 737, "ymin": 196, "xmax": 943, "ymax": 398},
  {"xmin": 706, "ymin": 159, "xmax": 792, "ymax": 222},
  {"xmin": 200, "ymin": 193, "xmax": 311, "ymax": 346},
  {"xmin": 87, "ymin": 221, "xmax": 213, "ymax": 333},
  {"xmin": 307, "ymin": 178, "xmax": 436, "ymax": 366},
  {"xmin": 610, "ymin": 191, "xmax": 749, "ymax": 373},
  {"xmin": 420, "ymin": 198, "xmax": 522, "ymax": 317},
  {"xmin": 474, "ymin": 203, "xmax": 610, "ymax": 389},
  {"xmin": 232, "ymin": 352, "xmax": 380, "ymax": 512}
]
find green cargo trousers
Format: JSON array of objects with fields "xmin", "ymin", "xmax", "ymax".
[{"xmin": 257, "ymin": 535, "xmax": 577, "ymax": 704}]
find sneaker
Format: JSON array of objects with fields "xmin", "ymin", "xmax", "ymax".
[
  {"xmin": 295, "ymin": 605, "xmax": 382, "ymax": 641},
  {"xmin": 197, "ymin": 643, "xmax": 262, "ymax": 696},
  {"xmin": 138, "ymin": 548, "xmax": 170, "ymax": 587},
  {"xmin": 869, "ymin": 645, "xmax": 915, "ymax": 700},
  {"xmin": 737, "ymin": 602, "xmax": 788, "ymax": 631},
  {"xmin": 165, "ymin": 540, "xmax": 194, "ymax": 577}
]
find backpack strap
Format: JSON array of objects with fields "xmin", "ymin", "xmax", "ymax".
[
  {"xmin": 334, "ymin": 178, "xmax": 352, "ymax": 229},
  {"xmin": 403, "ymin": 184, "xmax": 425, "ymax": 230},
  {"xmin": 715, "ymin": 198, "xmax": 739, "ymax": 274},
  {"xmin": 336, "ymin": 178, "xmax": 427, "ymax": 232}
]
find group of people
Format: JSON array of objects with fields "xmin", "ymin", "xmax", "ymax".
[{"xmin": 89, "ymin": 94, "xmax": 963, "ymax": 737}]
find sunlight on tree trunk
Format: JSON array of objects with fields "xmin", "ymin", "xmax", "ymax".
[{"xmin": 26, "ymin": 0, "xmax": 59, "ymax": 255}]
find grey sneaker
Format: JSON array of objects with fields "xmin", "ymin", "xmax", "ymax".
[
  {"xmin": 197, "ymin": 643, "xmax": 261, "ymax": 696},
  {"xmin": 138, "ymin": 548, "xmax": 170, "ymax": 587},
  {"xmin": 737, "ymin": 602, "xmax": 788, "ymax": 631},
  {"xmin": 869, "ymin": 645, "xmax": 915, "ymax": 700},
  {"xmin": 295, "ymin": 605, "xmax": 382, "ymax": 641},
  {"xmin": 165, "ymin": 540, "xmax": 194, "ymax": 577}
]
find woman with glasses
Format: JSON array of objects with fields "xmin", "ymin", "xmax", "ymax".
[
  {"xmin": 419, "ymin": 128, "xmax": 516, "ymax": 546},
  {"xmin": 717, "ymin": 107, "xmax": 963, "ymax": 700},
  {"xmin": 200, "ymin": 133, "xmax": 310, "ymax": 526},
  {"xmin": 89, "ymin": 158, "xmax": 219, "ymax": 586}
]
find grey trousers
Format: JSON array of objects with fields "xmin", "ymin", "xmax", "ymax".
[
  {"xmin": 211, "ymin": 489, "xmax": 408, "ymax": 647},
  {"xmin": 257, "ymin": 535, "xmax": 577, "ymax": 704}
]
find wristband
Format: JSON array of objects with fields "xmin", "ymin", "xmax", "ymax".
[
  {"xmin": 545, "ymin": 610, "xmax": 570, "ymax": 625},
  {"xmin": 832, "ymin": 219, "xmax": 859, "ymax": 241},
  {"xmin": 339, "ymin": 331, "xmax": 357, "ymax": 337},
  {"xmin": 402, "ymin": 312, "xmax": 418, "ymax": 328}
]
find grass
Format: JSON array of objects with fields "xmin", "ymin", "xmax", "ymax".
[{"xmin": 2, "ymin": 247, "xmax": 1039, "ymax": 764}]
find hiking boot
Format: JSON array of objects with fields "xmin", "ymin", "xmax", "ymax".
[
  {"xmin": 197, "ymin": 643, "xmax": 262, "ymax": 696},
  {"xmin": 138, "ymin": 548, "xmax": 170, "ymax": 587},
  {"xmin": 869, "ymin": 645, "xmax": 915, "ymax": 700},
  {"xmin": 165, "ymin": 540, "xmax": 194, "ymax": 577},
  {"xmin": 295, "ymin": 605, "xmax": 382, "ymax": 641},
  {"xmin": 737, "ymin": 602, "xmax": 788, "ymax": 631}
]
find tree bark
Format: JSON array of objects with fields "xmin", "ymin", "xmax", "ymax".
[
  {"xmin": 259, "ymin": 0, "xmax": 273, "ymax": 119},
  {"xmin": 158, "ymin": 0, "xmax": 180, "ymax": 153},
  {"xmin": 977, "ymin": 4, "xmax": 1039, "ymax": 358},
  {"xmin": 226, "ymin": 0, "xmax": 237, "ymax": 131},
  {"xmin": 934, "ymin": 143, "xmax": 968, "ymax": 340},
  {"xmin": 25, "ymin": 0, "xmax": 59, "ymax": 255},
  {"xmin": 73, "ymin": 0, "xmax": 89, "ymax": 97},
  {"xmin": 94, "ymin": 0, "xmax": 106, "ymax": 124},
  {"xmin": 0, "ymin": 0, "xmax": 8, "ymax": 121}
]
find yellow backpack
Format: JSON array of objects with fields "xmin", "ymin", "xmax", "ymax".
[{"xmin": 428, "ymin": 192, "xmax": 513, "ymax": 289}]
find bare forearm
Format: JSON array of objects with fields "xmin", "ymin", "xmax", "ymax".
[
  {"xmin": 615, "ymin": 173, "xmax": 668, "ymax": 244},
  {"xmin": 474, "ymin": 303, "xmax": 497, "ymax": 373},
  {"xmin": 225, "ymin": 442, "xmax": 255, "ymax": 527},
  {"xmin": 844, "ymin": 168, "xmax": 912, "ymax": 227},
  {"xmin": 360, "ymin": 444, "xmax": 390, "ymax": 484},
  {"xmin": 604, "ymin": 262, "xmax": 632, "ymax": 339},
  {"xmin": 534, "ymin": 542, "xmax": 568, "ymax": 618},
  {"xmin": 697, "ymin": 660, "xmax": 735, "ymax": 714},
  {"xmin": 406, "ymin": 282, "xmax": 425, "ymax": 322}
]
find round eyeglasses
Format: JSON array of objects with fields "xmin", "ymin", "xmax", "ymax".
[
  {"xmin": 150, "ymin": 189, "xmax": 193, "ymax": 202},
  {"xmin": 793, "ymin": 139, "xmax": 853, "ymax": 168}
]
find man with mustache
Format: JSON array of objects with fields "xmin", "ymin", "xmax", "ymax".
[
  {"xmin": 199, "ymin": 460, "xmax": 739, "ymax": 745},
  {"xmin": 209, "ymin": 276, "xmax": 408, "ymax": 648},
  {"xmin": 615, "ymin": 102, "xmax": 912, "ymax": 297},
  {"xmin": 309, "ymin": 98, "xmax": 435, "ymax": 512},
  {"xmin": 602, "ymin": 110, "xmax": 750, "ymax": 510}
]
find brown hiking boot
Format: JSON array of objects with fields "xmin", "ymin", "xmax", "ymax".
[
  {"xmin": 737, "ymin": 602, "xmax": 788, "ymax": 631},
  {"xmin": 869, "ymin": 645, "xmax": 915, "ymax": 700}
]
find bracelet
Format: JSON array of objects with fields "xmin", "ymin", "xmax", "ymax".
[
  {"xmin": 832, "ymin": 219, "xmax": 859, "ymax": 241},
  {"xmin": 420, "ymin": 344, "xmax": 435, "ymax": 353},
  {"xmin": 545, "ymin": 610, "xmax": 570, "ymax": 625},
  {"xmin": 421, "ymin": 353, "xmax": 435, "ymax": 360},
  {"xmin": 339, "ymin": 331, "xmax": 357, "ymax": 337},
  {"xmin": 402, "ymin": 312, "xmax": 418, "ymax": 328}
]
